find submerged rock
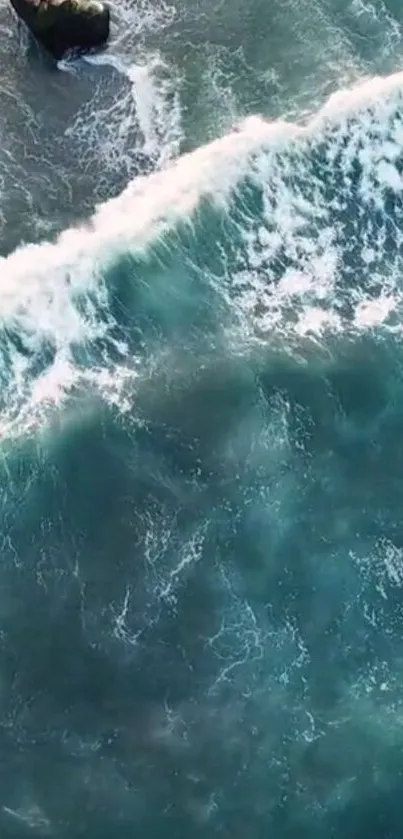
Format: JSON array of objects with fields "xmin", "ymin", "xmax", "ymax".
[{"xmin": 10, "ymin": 0, "xmax": 110, "ymax": 60}]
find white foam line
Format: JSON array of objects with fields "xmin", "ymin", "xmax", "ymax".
[
  {"xmin": 0, "ymin": 117, "xmax": 294, "ymax": 299},
  {"xmin": 0, "ymin": 67, "xmax": 403, "ymax": 435},
  {"xmin": 309, "ymin": 69, "xmax": 403, "ymax": 126},
  {"xmin": 2, "ymin": 69, "xmax": 403, "ymax": 304}
]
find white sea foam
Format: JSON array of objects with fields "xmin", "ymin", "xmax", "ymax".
[
  {"xmin": 73, "ymin": 52, "xmax": 182, "ymax": 167},
  {"xmin": 2, "ymin": 69, "xmax": 403, "ymax": 433}
]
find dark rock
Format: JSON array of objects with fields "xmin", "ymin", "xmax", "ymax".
[{"xmin": 9, "ymin": 0, "xmax": 110, "ymax": 60}]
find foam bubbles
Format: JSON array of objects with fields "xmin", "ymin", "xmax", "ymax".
[
  {"xmin": 227, "ymin": 71, "xmax": 403, "ymax": 339},
  {"xmin": 68, "ymin": 52, "xmax": 182, "ymax": 181},
  {"xmin": 2, "ymin": 70, "xmax": 403, "ymax": 434}
]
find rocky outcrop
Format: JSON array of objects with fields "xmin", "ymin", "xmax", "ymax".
[{"xmin": 10, "ymin": 0, "xmax": 110, "ymax": 60}]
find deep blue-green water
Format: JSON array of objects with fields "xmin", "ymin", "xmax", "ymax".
[{"xmin": 2, "ymin": 0, "xmax": 403, "ymax": 836}]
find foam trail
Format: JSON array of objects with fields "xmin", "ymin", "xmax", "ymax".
[{"xmin": 81, "ymin": 52, "xmax": 182, "ymax": 166}]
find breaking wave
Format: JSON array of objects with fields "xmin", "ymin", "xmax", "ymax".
[
  {"xmin": 2, "ymin": 68, "xmax": 403, "ymax": 838},
  {"xmin": 1, "ymin": 70, "xmax": 403, "ymax": 431}
]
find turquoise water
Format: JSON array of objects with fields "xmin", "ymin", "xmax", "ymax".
[{"xmin": 1, "ymin": 0, "xmax": 403, "ymax": 835}]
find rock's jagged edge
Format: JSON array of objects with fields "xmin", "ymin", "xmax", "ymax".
[{"xmin": 10, "ymin": 0, "xmax": 110, "ymax": 60}]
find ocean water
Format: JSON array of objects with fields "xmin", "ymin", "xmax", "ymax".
[{"xmin": 2, "ymin": 0, "xmax": 403, "ymax": 836}]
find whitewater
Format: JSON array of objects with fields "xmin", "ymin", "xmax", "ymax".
[
  {"xmin": 2, "ymin": 0, "xmax": 403, "ymax": 835},
  {"xmin": 2, "ymin": 70, "xmax": 403, "ymax": 428}
]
